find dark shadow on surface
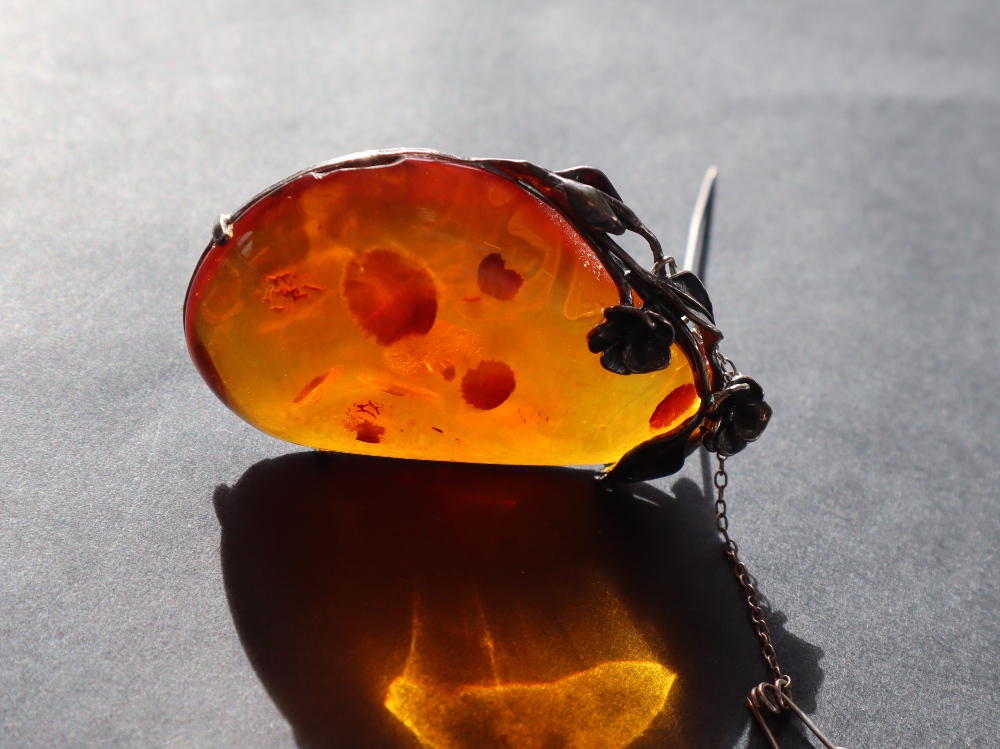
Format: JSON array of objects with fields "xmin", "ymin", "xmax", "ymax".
[{"xmin": 214, "ymin": 451, "xmax": 823, "ymax": 748}]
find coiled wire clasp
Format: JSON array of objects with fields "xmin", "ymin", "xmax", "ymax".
[{"xmin": 747, "ymin": 676, "xmax": 846, "ymax": 749}]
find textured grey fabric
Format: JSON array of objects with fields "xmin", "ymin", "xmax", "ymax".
[{"xmin": 2, "ymin": 1, "xmax": 998, "ymax": 746}]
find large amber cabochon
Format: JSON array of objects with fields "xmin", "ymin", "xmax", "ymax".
[{"xmin": 186, "ymin": 156, "xmax": 700, "ymax": 465}]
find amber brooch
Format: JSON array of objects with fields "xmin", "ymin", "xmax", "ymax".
[
  {"xmin": 184, "ymin": 149, "xmax": 770, "ymax": 482},
  {"xmin": 185, "ymin": 149, "xmax": 848, "ymax": 748}
]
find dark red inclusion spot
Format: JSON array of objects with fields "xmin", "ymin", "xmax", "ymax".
[
  {"xmin": 476, "ymin": 253, "xmax": 523, "ymax": 301},
  {"xmin": 461, "ymin": 360, "xmax": 516, "ymax": 410},
  {"xmin": 355, "ymin": 400, "xmax": 382, "ymax": 417},
  {"xmin": 354, "ymin": 421, "xmax": 385, "ymax": 443},
  {"xmin": 293, "ymin": 372, "xmax": 329, "ymax": 403},
  {"xmin": 342, "ymin": 248, "xmax": 437, "ymax": 346},
  {"xmin": 649, "ymin": 383, "xmax": 698, "ymax": 430},
  {"xmin": 431, "ymin": 427, "xmax": 443, "ymax": 434},
  {"xmin": 441, "ymin": 364, "xmax": 456, "ymax": 382}
]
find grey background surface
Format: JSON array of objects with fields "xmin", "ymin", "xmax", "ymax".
[{"xmin": 2, "ymin": 1, "xmax": 998, "ymax": 747}]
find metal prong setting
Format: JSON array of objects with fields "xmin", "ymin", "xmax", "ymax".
[
  {"xmin": 212, "ymin": 214, "xmax": 234, "ymax": 246},
  {"xmin": 651, "ymin": 255, "xmax": 678, "ymax": 277}
]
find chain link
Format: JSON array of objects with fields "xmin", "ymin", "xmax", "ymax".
[{"xmin": 713, "ymin": 454, "xmax": 785, "ymax": 684}]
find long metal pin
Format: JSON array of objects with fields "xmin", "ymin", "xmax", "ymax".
[
  {"xmin": 682, "ymin": 165, "xmax": 718, "ymax": 277},
  {"xmin": 690, "ymin": 166, "xmax": 720, "ymax": 512},
  {"xmin": 747, "ymin": 700, "xmax": 781, "ymax": 749},
  {"xmin": 783, "ymin": 695, "xmax": 846, "ymax": 749}
]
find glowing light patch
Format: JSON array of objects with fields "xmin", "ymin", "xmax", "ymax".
[{"xmin": 385, "ymin": 661, "xmax": 675, "ymax": 749}]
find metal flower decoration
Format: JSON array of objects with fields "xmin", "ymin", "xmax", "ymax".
[
  {"xmin": 704, "ymin": 374, "xmax": 772, "ymax": 456},
  {"xmin": 586, "ymin": 305, "xmax": 676, "ymax": 375}
]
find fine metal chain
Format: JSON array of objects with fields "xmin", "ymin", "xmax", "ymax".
[
  {"xmin": 714, "ymin": 451, "xmax": 846, "ymax": 749},
  {"xmin": 713, "ymin": 454, "xmax": 784, "ymax": 684}
]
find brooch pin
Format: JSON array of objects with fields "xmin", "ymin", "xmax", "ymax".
[{"xmin": 184, "ymin": 149, "xmax": 844, "ymax": 748}]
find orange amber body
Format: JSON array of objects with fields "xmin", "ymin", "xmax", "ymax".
[{"xmin": 185, "ymin": 154, "xmax": 701, "ymax": 466}]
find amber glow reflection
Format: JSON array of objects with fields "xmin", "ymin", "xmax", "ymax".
[
  {"xmin": 216, "ymin": 454, "xmax": 769, "ymax": 748},
  {"xmin": 387, "ymin": 659, "xmax": 674, "ymax": 749},
  {"xmin": 385, "ymin": 588, "xmax": 676, "ymax": 749}
]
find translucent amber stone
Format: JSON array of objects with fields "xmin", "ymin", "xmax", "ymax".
[{"xmin": 185, "ymin": 155, "xmax": 700, "ymax": 466}]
